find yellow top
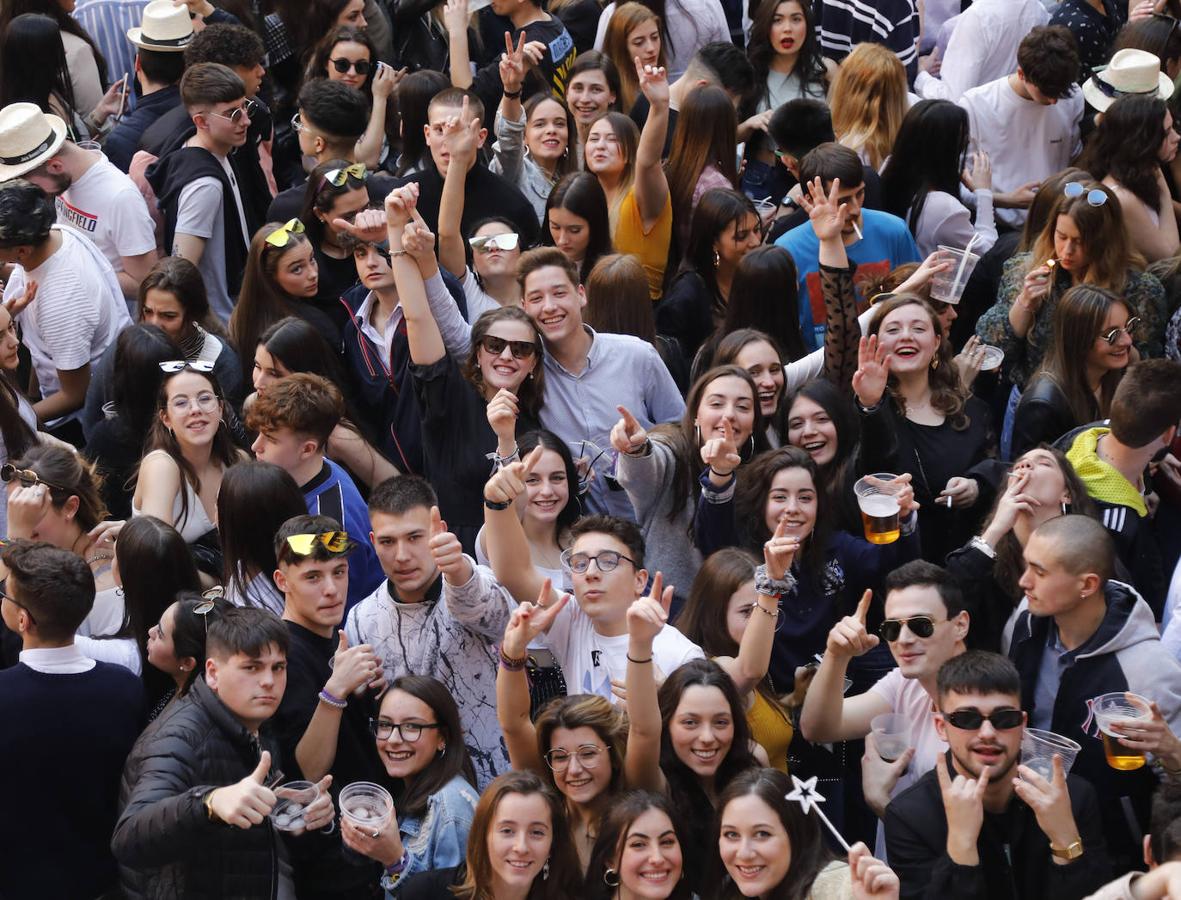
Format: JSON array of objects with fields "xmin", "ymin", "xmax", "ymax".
[
  {"xmin": 613, "ymin": 188, "xmax": 672, "ymax": 301},
  {"xmin": 746, "ymin": 688, "xmax": 793, "ymax": 773}
]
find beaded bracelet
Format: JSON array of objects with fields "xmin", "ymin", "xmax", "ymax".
[
  {"xmin": 499, "ymin": 648, "xmax": 528, "ymax": 671},
  {"xmin": 318, "ymin": 688, "xmax": 348, "ymax": 709},
  {"xmin": 753, "ymin": 600, "xmax": 780, "ymax": 618}
]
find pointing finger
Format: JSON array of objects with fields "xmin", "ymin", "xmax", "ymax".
[
  {"xmin": 522, "ymin": 444, "xmax": 545, "ymax": 474},
  {"xmin": 617, "ymin": 404, "xmax": 640, "ymax": 432},
  {"xmin": 855, "ymin": 589, "xmax": 872, "ymax": 625}
]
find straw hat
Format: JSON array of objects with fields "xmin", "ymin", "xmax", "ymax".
[
  {"xmin": 0, "ymin": 103, "xmax": 68, "ymax": 180},
  {"xmin": 127, "ymin": 0, "xmax": 194, "ymax": 52},
  {"xmin": 1082, "ymin": 49, "xmax": 1174, "ymax": 112}
]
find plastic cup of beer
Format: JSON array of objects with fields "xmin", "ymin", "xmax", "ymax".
[
  {"xmin": 269, "ymin": 780, "xmax": 319, "ymax": 832},
  {"xmin": 1020, "ymin": 727, "xmax": 1081, "ymax": 780},
  {"xmin": 871, "ymin": 713, "xmax": 912, "ymax": 763},
  {"xmin": 1093, "ymin": 692, "xmax": 1153, "ymax": 771},
  {"xmin": 854, "ymin": 473, "xmax": 903, "ymax": 544}
]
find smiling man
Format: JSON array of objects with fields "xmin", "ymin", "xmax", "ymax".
[
  {"xmin": 885, "ymin": 651, "xmax": 1112, "ymax": 900},
  {"xmin": 344, "ymin": 476, "xmax": 515, "ymax": 787}
]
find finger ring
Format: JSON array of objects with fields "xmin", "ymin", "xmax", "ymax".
[{"xmin": 371, "ymin": 830, "xmax": 380, "ymax": 838}]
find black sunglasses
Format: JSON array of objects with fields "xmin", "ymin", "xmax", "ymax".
[
  {"xmin": 477, "ymin": 335, "xmax": 538, "ymax": 360},
  {"xmin": 878, "ymin": 616, "xmax": 938, "ymax": 642},
  {"xmin": 331, "ymin": 57, "xmax": 371, "ymax": 75},
  {"xmin": 943, "ymin": 708, "xmax": 1024, "ymax": 731}
]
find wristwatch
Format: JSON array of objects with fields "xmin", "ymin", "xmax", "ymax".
[{"xmin": 1050, "ymin": 838, "xmax": 1084, "ymax": 860}]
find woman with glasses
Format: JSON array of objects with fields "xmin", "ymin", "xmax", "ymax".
[
  {"xmin": 496, "ymin": 596, "xmax": 628, "ymax": 870},
  {"xmin": 1081, "ymin": 94, "xmax": 1181, "ymax": 263},
  {"xmin": 976, "ymin": 179, "xmax": 1168, "ymax": 390},
  {"xmin": 378, "ymin": 189, "xmax": 545, "ymax": 554},
  {"xmin": 230, "ymin": 219, "xmax": 341, "ymax": 386},
  {"xmin": 131, "ymin": 362, "xmax": 244, "ymax": 567},
  {"xmin": 1012, "ymin": 285, "xmax": 1134, "ymax": 458},
  {"xmin": 438, "ymin": 199, "xmax": 525, "ymax": 321},
  {"xmin": 675, "ymin": 548, "xmax": 792, "ymax": 773},
  {"xmin": 946, "ymin": 447, "xmax": 1096, "ymax": 652},
  {"xmin": 610, "ymin": 365, "xmax": 768, "ymax": 596},
  {"xmin": 657, "ymin": 190, "xmax": 763, "ymax": 370},
  {"xmin": 491, "ymin": 41, "xmax": 579, "ymax": 222},
  {"xmin": 342, "ymin": 674, "xmax": 481, "ymax": 894},
  {"xmin": 307, "ymin": 27, "xmax": 401, "ymax": 172}
]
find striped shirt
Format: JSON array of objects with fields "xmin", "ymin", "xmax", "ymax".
[
  {"xmin": 816, "ymin": 0, "xmax": 919, "ymax": 80},
  {"xmin": 73, "ymin": 0, "xmax": 149, "ymax": 89}
]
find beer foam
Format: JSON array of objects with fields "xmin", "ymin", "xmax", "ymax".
[{"xmin": 859, "ymin": 495, "xmax": 899, "ymax": 516}]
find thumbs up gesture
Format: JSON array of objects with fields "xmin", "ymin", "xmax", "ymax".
[
  {"xmin": 825, "ymin": 589, "xmax": 880, "ymax": 660},
  {"xmin": 208, "ymin": 750, "xmax": 279, "ymax": 828},
  {"xmin": 428, "ymin": 505, "xmax": 472, "ymax": 585},
  {"xmin": 610, "ymin": 405, "xmax": 649, "ymax": 456}
]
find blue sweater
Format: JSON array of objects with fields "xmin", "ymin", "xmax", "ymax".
[
  {"xmin": 303, "ymin": 457, "xmax": 384, "ymax": 611},
  {"xmin": 0, "ymin": 659, "xmax": 143, "ymax": 898},
  {"xmin": 775, "ymin": 208, "xmax": 920, "ymax": 351}
]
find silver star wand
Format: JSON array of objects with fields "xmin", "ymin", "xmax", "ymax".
[{"xmin": 785, "ymin": 774, "xmax": 851, "ymax": 852}]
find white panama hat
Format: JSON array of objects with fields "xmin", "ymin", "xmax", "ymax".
[
  {"xmin": 0, "ymin": 102, "xmax": 68, "ymax": 180},
  {"xmin": 1082, "ymin": 48, "xmax": 1174, "ymax": 112},
  {"xmin": 127, "ymin": 0, "xmax": 195, "ymax": 52}
]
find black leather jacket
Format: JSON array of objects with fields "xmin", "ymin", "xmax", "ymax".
[{"xmin": 112, "ymin": 678, "xmax": 288, "ymax": 900}]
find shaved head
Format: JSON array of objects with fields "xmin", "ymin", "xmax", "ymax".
[{"xmin": 1030, "ymin": 515, "xmax": 1114, "ymax": 583}]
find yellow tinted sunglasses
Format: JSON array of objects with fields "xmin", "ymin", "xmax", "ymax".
[
  {"xmin": 265, "ymin": 218, "xmax": 306, "ymax": 248},
  {"xmin": 285, "ymin": 531, "xmax": 351, "ymax": 556}
]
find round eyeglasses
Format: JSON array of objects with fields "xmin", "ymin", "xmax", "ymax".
[{"xmin": 544, "ymin": 743, "xmax": 607, "ymax": 772}]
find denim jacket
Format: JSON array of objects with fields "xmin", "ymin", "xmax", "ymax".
[{"xmin": 383, "ymin": 774, "xmax": 480, "ymax": 896}]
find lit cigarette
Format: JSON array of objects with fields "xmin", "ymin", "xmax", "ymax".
[
  {"xmin": 852, "ymin": 220, "xmax": 863, "ymax": 241},
  {"xmin": 944, "ymin": 496, "xmax": 953, "ymax": 508}
]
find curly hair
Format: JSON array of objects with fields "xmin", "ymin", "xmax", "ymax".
[{"xmin": 1080, "ymin": 95, "xmax": 1171, "ymax": 214}]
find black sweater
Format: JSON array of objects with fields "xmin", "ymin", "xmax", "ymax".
[{"xmin": 0, "ymin": 660, "xmax": 144, "ymax": 899}]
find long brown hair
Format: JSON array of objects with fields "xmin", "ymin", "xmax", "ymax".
[
  {"xmin": 451, "ymin": 771, "xmax": 581, "ymax": 899},
  {"xmin": 534, "ymin": 694, "xmax": 627, "ymax": 798},
  {"xmin": 1017, "ymin": 167, "xmax": 1092, "ymax": 254},
  {"xmin": 525, "ymin": 93, "xmax": 580, "ymax": 182},
  {"xmin": 1034, "ymin": 284, "xmax": 1128, "ymax": 427},
  {"xmin": 1027, "ymin": 180, "xmax": 1142, "ymax": 293},
  {"xmin": 14, "ymin": 444, "xmax": 107, "ymax": 533},
  {"xmin": 830, "ymin": 43, "xmax": 908, "ymax": 170},
  {"xmin": 591, "ymin": 112, "xmax": 641, "ymax": 230},
  {"xmin": 584, "ymin": 253, "xmax": 656, "ymax": 342},
  {"xmin": 603, "ymin": 3, "xmax": 667, "ymax": 110},
  {"xmin": 734, "ymin": 446, "xmax": 829, "ymax": 577},
  {"xmin": 867, "ymin": 293, "xmax": 969, "ymax": 430},
  {"xmin": 650, "ymin": 365, "xmax": 768, "ymax": 524},
  {"xmin": 462, "ymin": 307, "xmax": 546, "ymax": 419},
  {"xmin": 230, "ymin": 223, "xmax": 314, "ymax": 380},
  {"xmin": 665, "ymin": 85, "xmax": 738, "ymax": 232}
]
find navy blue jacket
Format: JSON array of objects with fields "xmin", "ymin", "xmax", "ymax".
[{"xmin": 106, "ymin": 84, "xmax": 182, "ymax": 173}]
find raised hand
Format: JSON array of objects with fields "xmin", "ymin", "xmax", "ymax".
[
  {"xmin": 384, "ymin": 183, "xmax": 420, "ymax": 231},
  {"xmin": 499, "ymin": 31, "xmax": 529, "ymax": 94},
  {"xmin": 763, "ymin": 514, "xmax": 800, "ymax": 581},
  {"xmin": 486, "ymin": 388, "xmax": 520, "ymax": 441},
  {"xmin": 208, "ymin": 751, "xmax": 278, "ymax": 828},
  {"xmin": 848, "ymin": 841, "xmax": 901, "ymax": 900},
  {"xmin": 485, "ymin": 445, "xmax": 544, "ymax": 505},
  {"xmin": 502, "ymin": 578, "xmax": 570, "ymax": 657},
  {"xmin": 428, "ymin": 505, "xmax": 469, "ymax": 583},
  {"xmin": 326, "ymin": 630, "xmax": 382, "ymax": 697},
  {"xmin": 3, "ymin": 278, "xmax": 37, "ymax": 317},
  {"xmin": 634, "ymin": 57, "xmax": 669, "ymax": 107},
  {"xmin": 851, "ymin": 335, "xmax": 891, "ymax": 409},
  {"xmin": 700, "ymin": 418, "xmax": 741, "ymax": 477},
  {"xmin": 826, "ymin": 589, "xmax": 880, "ymax": 659},
  {"xmin": 442, "ymin": 0, "xmax": 469, "ymax": 34},
  {"xmin": 895, "ymin": 249, "xmax": 953, "ymax": 297},
  {"xmin": 400, "ymin": 217, "xmax": 435, "ymax": 262},
  {"xmin": 610, "ymin": 405, "xmax": 649, "ymax": 456},
  {"xmin": 936, "ymin": 761, "xmax": 989, "ymax": 865},
  {"xmin": 443, "ymin": 96, "xmax": 481, "ymax": 170},
  {"xmin": 1013, "ymin": 754, "xmax": 1081, "ymax": 850},
  {"xmin": 627, "ymin": 571, "xmax": 672, "ymax": 646},
  {"xmin": 371, "ymin": 61, "xmax": 401, "ymax": 100},
  {"xmin": 800, "ymin": 176, "xmax": 849, "ymax": 244},
  {"xmin": 333, "ymin": 208, "xmax": 386, "ymax": 243}
]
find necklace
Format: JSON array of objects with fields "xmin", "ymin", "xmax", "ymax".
[{"xmin": 86, "ymin": 552, "xmax": 113, "ymax": 566}]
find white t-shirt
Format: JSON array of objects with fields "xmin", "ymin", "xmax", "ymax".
[
  {"xmin": 959, "ymin": 75, "xmax": 1084, "ymax": 228},
  {"xmin": 77, "ymin": 584, "xmax": 126, "ymax": 638},
  {"xmin": 546, "ymin": 599, "xmax": 704, "ymax": 702},
  {"xmin": 176, "ymin": 176, "xmax": 235, "ymax": 323},
  {"xmin": 56, "ymin": 154, "xmax": 156, "ymax": 276},
  {"xmin": 3, "ymin": 226, "xmax": 131, "ymax": 399}
]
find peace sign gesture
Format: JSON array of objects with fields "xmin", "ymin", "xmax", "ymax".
[
  {"xmin": 502, "ymin": 578, "xmax": 570, "ymax": 658},
  {"xmin": 852, "ymin": 335, "xmax": 891, "ymax": 409},
  {"xmin": 800, "ymin": 176, "xmax": 849, "ymax": 244},
  {"xmin": 499, "ymin": 31, "xmax": 529, "ymax": 94},
  {"xmin": 700, "ymin": 418, "xmax": 741, "ymax": 477}
]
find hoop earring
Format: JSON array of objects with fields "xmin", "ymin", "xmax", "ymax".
[
  {"xmin": 604, "ymin": 868, "xmax": 620, "ymax": 887},
  {"xmin": 746, "ymin": 433, "xmax": 755, "ymax": 457}
]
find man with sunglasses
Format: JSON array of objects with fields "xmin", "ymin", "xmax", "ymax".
[
  {"xmin": 885, "ymin": 651, "xmax": 1111, "ymax": 899},
  {"xmin": 801, "ymin": 561, "xmax": 967, "ymax": 847},
  {"xmin": 0, "ymin": 541, "xmax": 143, "ymax": 900},
  {"xmin": 1007, "ymin": 514, "xmax": 1181, "ymax": 874},
  {"xmin": 147, "ymin": 62, "xmax": 256, "ymax": 322}
]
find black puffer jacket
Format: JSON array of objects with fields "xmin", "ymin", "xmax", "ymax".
[{"xmin": 112, "ymin": 678, "xmax": 286, "ymax": 899}]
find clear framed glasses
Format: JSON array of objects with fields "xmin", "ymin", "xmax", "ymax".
[
  {"xmin": 544, "ymin": 743, "xmax": 607, "ymax": 772},
  {"xmin": 1064, "ymin": 181, "xmax": 1108, "ymax": 207},
  {"xmin": 169, "ymin": 391, "xmax": 220, "ymax": 414},
  {"xmin": 208, "ymin": 98, "xmax": 257, "ymax": 125},
  {"xmin": 368, "ymin": 719, "xmax": 441, "ymax": 742},
  {"xmin": 1101, "ymin": 316, "xmax": 1140, "ymax": 345},
  {"xmin": 560, "ymin": 548, "xmax": 638, "ymax": 574}
]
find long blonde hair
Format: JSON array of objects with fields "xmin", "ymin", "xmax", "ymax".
[{"xmin": 830, "ymin": 44, "xmax": 909, "ymax": 171}]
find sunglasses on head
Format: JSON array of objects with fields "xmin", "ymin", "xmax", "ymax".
[
  {"xmin": 477, "ymin": 334, "xmax": 537, "ymax": 360},
  {"xmin": 286, "ymin": 531, "xmax": 352, "ymax": 556},
  {"xmin": 942, "ymin": 708, "xmax": 1024, "ymax": 731},
  {"xmin": 331, "ymin": 57, "xmax": 371, "ymax": 75},
  {"xmin": 1100, "ymin": 316, "xmax": 1140, "ymax": 345},
  {"xmin": 469, "ymin": 233, "xmax": 520, "ymax": 253},
  {"xmin": 318, "ymin": 163, "xmax": 367, "ymax": 193},
  {"xmin": 1064, "ymin": 181, "xmax": 1108, "ymax": 207},
  {"xmin": 0, "ymin": 464, "xmax": 63, "ymax": 492},
  {"xmin": 265, "ymin": 218, "xmax": 306, "ymax": 248},
  {"xmin": 878, "ymin": 615, "xmax": 939, "ymax": 642},
  {"xmin": 159, "ymin": 359, "xmax": 216, "ymax": 373}
]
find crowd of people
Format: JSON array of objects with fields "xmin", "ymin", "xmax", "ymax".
[{"xmin": 4, "ymin": 0, "xmax": 1181, "ymax": 896}]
